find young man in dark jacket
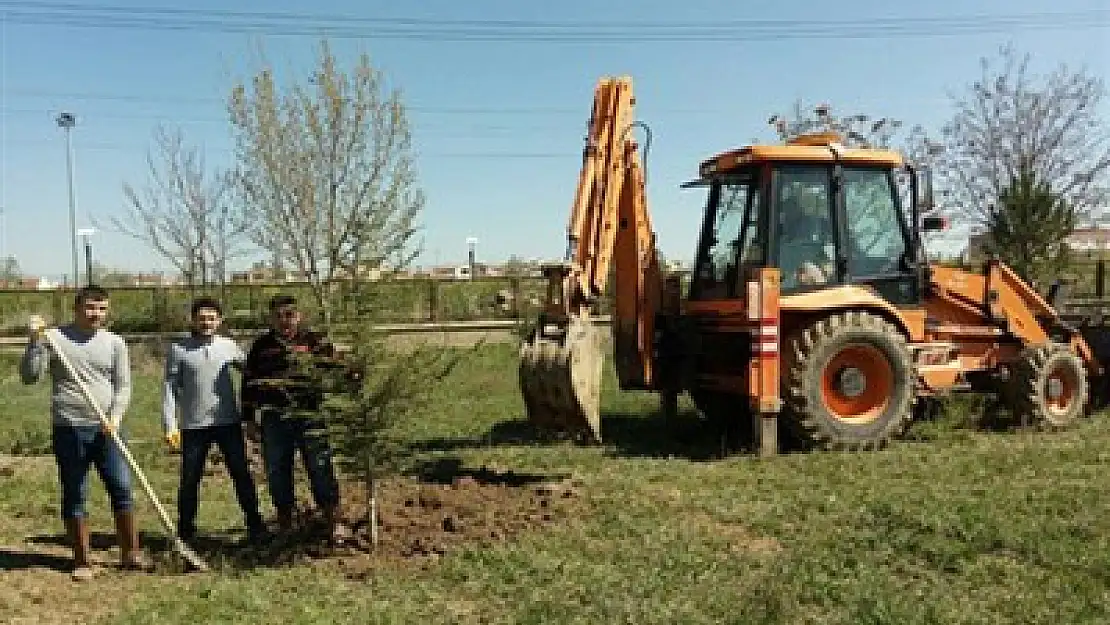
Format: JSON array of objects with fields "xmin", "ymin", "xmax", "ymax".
[{"xmin": 241, "ymin": 294, "xmax": 347, "ymax": 542}]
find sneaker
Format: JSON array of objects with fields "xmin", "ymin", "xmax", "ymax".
[
  {"xmin": 329, "ymin": 522, "xmax": 353, "ymax": 547},
  {"xmin": 70, "ymin": 565, "xmax": 96, "ymax": 582}
]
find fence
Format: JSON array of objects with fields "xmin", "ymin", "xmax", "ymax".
[{"xmin": 0, "ymin": 276, "xmax": 602, "ymax": 336}]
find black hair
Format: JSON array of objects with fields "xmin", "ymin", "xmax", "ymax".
[
  {"xmin": 74, "ymin": 284, "xmax": 109, "ymax": 307},
  {"xmin": 269, "ymin": 294, "xmax": 297, "ymax": 311},
  {"xmin": 191, "ymin": 296, "xmax": 223, "ymax": 317}
]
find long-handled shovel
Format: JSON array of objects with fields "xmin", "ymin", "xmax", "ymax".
[{"xmin": 38, "ymin": 328, "xmax": 209, "ymax": 572}]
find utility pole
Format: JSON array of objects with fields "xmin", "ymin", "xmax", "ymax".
[
  {"xmin": 466, "ymin": 236, "xmax": 477, "ymax": 280},
  {"xmin": 77, "ymin": 228, "xmax": 95, "ymax": 286},
  {"xmin": 56, "ymin": 112, "xmax": 78, "ymax": 288}
]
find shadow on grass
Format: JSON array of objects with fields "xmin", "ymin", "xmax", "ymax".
[
  {"xmin": 597, "ymin": 409, "xmax": 757, "ymax": 460},
  {"xmin": 406, "ymin": 456, "xmax": 563, "ymax": 486},
  {"xmin": 0, "ymin": 547, "xmax": 73, "ymax": 572},
  {"xmin": 408, "ymin": 408, "xmax": 761, "ymax": 462},
  {"xmin": 25, "ymin": 528, "xmax": 342, "ymax": 574},
  {"xmin": 901, "ymin": 395, "xmax": 1043, "ymax": 444},
  {"xmin": 413, "ymin": 396, "xmax": 1062, "ymax": 459}
]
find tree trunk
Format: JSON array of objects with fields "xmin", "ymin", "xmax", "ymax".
[{"xmin": 368, "ymin": 471, "xmax": 378, "ymax": 548}]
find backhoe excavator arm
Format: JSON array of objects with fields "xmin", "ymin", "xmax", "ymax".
[{"xmin": 519, "ymin": 76, "xmax": 664, "ymax": 442}]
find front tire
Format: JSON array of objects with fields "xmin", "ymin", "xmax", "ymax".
[
  {"xmin": 1007, "ymin": 343, "xmax": 1088, "ymax": 430},
  {"xmin": 782, "ymin": 311, "xmax": 916, "ymax": 451}
]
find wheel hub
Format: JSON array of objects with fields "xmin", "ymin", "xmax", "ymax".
[
  {"xmin": 1046, "ymin": 376, "xmax": 1064, "ymax": 401},
  {"xmin": 837, "ymin": 366, "xmax": 867, "ymax": 398}
]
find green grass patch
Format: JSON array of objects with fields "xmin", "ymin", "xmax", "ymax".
[{"xmin": 1, "ymin": 343, "xmax": 1109, "ymax": 624}]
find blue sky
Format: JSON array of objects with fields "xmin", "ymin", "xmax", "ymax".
[{"xmin": 1, "ymin": 0, "xmax": 1108, "ymax": 282}]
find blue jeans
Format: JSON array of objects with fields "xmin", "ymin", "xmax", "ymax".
[
  {"xmin": 52, "ymin": 425, "xmax": 133, "ymax": 520},
  {"xmin": 178, "ymin": 423, "xmax": 264, "ymax": 538},
  {"xmin": 260, "ymin": 413, "xmax": 340, "ymax": 514}
]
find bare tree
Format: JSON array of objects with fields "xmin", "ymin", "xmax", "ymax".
[
  {"xmin": 934, "ymin": 44, "xmax": 1110, "ymax": 229},
  {"xmin": 115, "ymin": 125, "xmax": 246, "ymax": 287},
  {"xmin": 768, "ymin": 101, "xmax": 918, "ymax": 150},
  {"xmin": 227, "ymin": 40, "xmax": 425, "ymax": 324}
]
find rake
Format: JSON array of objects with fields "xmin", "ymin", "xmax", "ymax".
[{"xmin": 39, "ymin": 327, "xmax": 209, "ymax": 572}]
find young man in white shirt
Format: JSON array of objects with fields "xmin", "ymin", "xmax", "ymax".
[
  {"xmin": 162, "ymin": 297, "xmax": 267, "ymax": 545},
  {"xmin": 21, "ymin": 285, "xmax": 151, "ymax": 581}
]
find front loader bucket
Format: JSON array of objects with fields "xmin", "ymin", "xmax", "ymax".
[{"xmin": 519, "ymin": 315, "xmax": 604, "ymax": 443}]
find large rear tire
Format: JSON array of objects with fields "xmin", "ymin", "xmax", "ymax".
[
  {"xmin": 782, "ymin": 311, "xmax": 916, "ymax": 451},
  {"xmin": 1007, "ymin": 343, "xmax": 1088, "ymax": 430}
]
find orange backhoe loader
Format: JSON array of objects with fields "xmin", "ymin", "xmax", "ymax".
[{"xmin": 518, "ymin": 75, "xmax": 1105, "ymax": 455}]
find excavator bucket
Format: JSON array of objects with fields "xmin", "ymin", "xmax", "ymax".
[
  {"xmin": 518, "ymin": 315, "xmax": 605, "ymax": 443},
  {"xmin": 516, "ymin": 76, "xmax": 653, "ymax": 444}
]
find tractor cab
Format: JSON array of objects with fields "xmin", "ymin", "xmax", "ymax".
[{"xmin": 687, "ymin": 132, "xmax": 935, "ymax": 306}]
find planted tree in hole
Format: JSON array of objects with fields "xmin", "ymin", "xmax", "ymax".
[
  {"xmin": 307, "ymin": 320, "xmax": 469, "ymax": 549},
  {"xmin": 282, "ymin": 280, "xmax": 473, "ymax": 548}
]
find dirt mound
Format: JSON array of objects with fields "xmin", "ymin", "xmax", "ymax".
[
  {"xmin": 169, "ymin": 466, "xmax": 585, "ymax": 576},
  {"xmin": 351, "ymin": 470, "xmax": 582, "ymax": 560}
]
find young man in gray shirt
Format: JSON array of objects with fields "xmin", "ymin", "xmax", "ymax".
[
  {"xmin": 162, "ymin": 297, "xmax": 267, "ymax": 544},
  {"xmin": 21, "ymin": 285, "xmax": 151, "ymax": 581}
]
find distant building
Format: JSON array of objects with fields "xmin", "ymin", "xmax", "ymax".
[
  {"xmin": 428, "ymin": 265, "xmax": 471, "ymax": 280},
  {"xmin": 0, "ymin": 276, "xmax": 60, "ymax": 290},
  {"xmin": 128, "ymin": 273, "xmax": 178, "ymax": 287},
  {"xmin": 229, "ymin": 263, "xmax": 309, "ymax": 284},
  {"xmin": 966, "ymin": 227, "xmax": 1110, "ymax": 264}
]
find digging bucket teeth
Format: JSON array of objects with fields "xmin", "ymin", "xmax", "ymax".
[{"xmin": 519, "ymin": 315, "xmax": 604, "ymax": 443}]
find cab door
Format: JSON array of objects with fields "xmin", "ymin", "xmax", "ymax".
[
  {"xmin": 769, "ymin": 164, "xmax": 842, "ymax": 293},
  {"xmin": 839, "ymin": 166, "xmax": 920, "ymax": 305}
]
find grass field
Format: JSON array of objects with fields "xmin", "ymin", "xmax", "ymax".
[{"xmin": 2, "ymin": 344, "xmax": 1110, "ymax": 624}]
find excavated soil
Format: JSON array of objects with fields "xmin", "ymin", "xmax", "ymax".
[
  {"xmin": 155, "ymin": 462, "xmax": 585, "ymax": 578},
  {"xmin": 0, "ymin": 456, "xmax": 583, "ymax": 624},
  {"xmin": 200, "ymin": 440, "xmax": 585, "ymax": 571}
]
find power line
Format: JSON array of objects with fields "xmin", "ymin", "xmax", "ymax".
[
  {"xmin": 1, "ymin": 89, "xmax": 959, "ymax": 119},
  {"xmin": 0, "ymin": 137, "xmax": 571, "ymax": 159},
  {"xmin": 3, "ymin": 91, "xmax": 810, "ymax": 118},
  {"xmin": 1, "ymin": 90, "xmax": 585, "ymax": 115},
  {"xmin": 0, "ymin": 4, "xmax": 1105, "ymax": 41},
  {"xmin": 0, "ymin": 106, "xmax": 228, "ymax": 124},
  {"xmin": 3, "ymin": 2, "xmax": 1100, "ymax": 30}
]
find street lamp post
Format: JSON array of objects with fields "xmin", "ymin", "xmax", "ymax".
[
  {"xmin": 77, "ymin": 228, "xmax": 96, "ymax": 286},
  {"xmin": 56, "ymin": 112, "xmax": 78, "ymax": 288},
  {"xmin": 466, "ymin": 237, "xmax": 478, "ymax": 280}
]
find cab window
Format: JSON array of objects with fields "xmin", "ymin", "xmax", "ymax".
[{"xmin": 775, "ymin": 165, "xmax": 836, "ymax": 292}]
